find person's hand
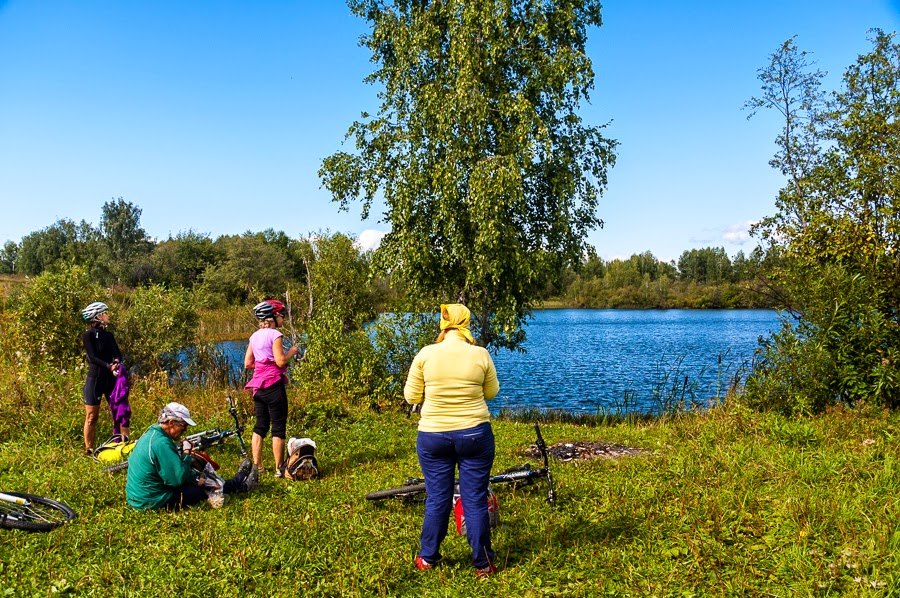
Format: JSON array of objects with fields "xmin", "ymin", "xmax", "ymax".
[
  {"xmin": 287, "ymin": 345, "xmax": 299, "ymax": 358},
  {"xmin": 182, "ymin": 440, "xmax": 193, "ymax": 452},
  {"xmin": 197, "ymin": 477, "xmax": 206, "ymax": 487}
]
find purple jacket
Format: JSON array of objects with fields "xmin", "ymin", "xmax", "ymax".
[{"xmin": 109, "ymin": 367, "xmax": 132, "ymax": 434}]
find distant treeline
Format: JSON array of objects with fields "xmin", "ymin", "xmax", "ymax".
[
  {"xmin": 0, "ymin": 199, "xmax": 776, "ymax": 310},
  {"xmin": 550, "ymin": 247, "xmax": 779, "ymax": 309}
]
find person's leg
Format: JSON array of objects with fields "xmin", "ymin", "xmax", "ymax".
[
  {"xmin": 416, "ymin": 430, "xmax": 456, "ymax": 564},
  {"xmin": 454, "ymin": 422, "xmax": 496, "ymax": 569},
  {"xmin": 251, "ymin": 389, "xmax": 272, "ymax": 468},
  {"xmin": 83, "ymin": 405, "xmax": 100, "ymax": 452},
  {"xmin": 268, "ymin": 383, "xmax": 288, "ymax": 471},
  {"xmin": 163, "ymin": 485, "xmax": 208, "ymax": 510},
  {"xmin": 83, "ymin": 377, "xmax": 101, "ymax": 453}
]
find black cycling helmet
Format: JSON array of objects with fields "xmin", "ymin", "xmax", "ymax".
[{"xmin": 253, "ymin": 300, "xmax": 285, "ymax": 321}]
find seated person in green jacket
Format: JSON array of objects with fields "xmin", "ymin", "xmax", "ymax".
[{"xmin": 126, "ymin": 402, "xmax": 258, "ymax": 510}]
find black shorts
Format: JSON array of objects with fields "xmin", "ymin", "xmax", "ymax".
[{"xmin": 83, "ymin": 376, "xmax": 115, "ymax": 406}]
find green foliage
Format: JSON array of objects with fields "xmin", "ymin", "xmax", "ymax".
[
  {"xmin": 677, "ymin": 247, "xmax": 733, "ymax": 284},
  {"xmin": 745, "ymin": 31, "xmax": 900, "ymax": 411},
  {"xmin": 321, "ymin": 0, "xmax": 616, "ymax": 351},
  {"xmin": 8, "ymin": 264, "xmax": 103, "ymax": 367},
  {"xmin": 201, "ymin": 233, "xmax": 293, "ymax": 304},
  {"xmin": 0, "ymin": 241, "xmax": 18, "ymax": 274},
  {"xmin": 559, "ymin": 249, "xmax": 770, "ymax": 309},
  {"xmin": 746, "ymin": 266, "xmax": 900, "ymax": 414},
  {"xmin": 150, "ymin": 230, "xmax": 223, "ymax": 288},
  {"xmin": 16, "ymin": 219, "xmax": 101, "ymax": 277},
  {"xmin": 291, "ymin": 233, "xmax": 384, "ymax": 403},
  {"xmin": 100, "ymin": 197, "xmax": 154, "ymax": 283},
  {"xmin": 115, "ymin": 285, "xmax": 200, "ymax": 374}
]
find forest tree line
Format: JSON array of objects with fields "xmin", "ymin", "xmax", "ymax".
[{"xmin": 0, "ymin": 199, "xmax": 776, "ymax": 311}]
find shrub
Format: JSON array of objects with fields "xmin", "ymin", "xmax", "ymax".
[
  {"xmin": 116, "ymin": 284, "xmax": 199, "ymax": 375},
  {"xmin": 7, "ymin": 264, "xmax": 104, "ymax": 367}
]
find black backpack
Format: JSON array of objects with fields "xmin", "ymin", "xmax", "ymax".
[{"xmin": 282, "ymin": 440, "xmax": 318, "ymax": 481}]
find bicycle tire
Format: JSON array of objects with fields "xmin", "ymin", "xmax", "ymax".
[
  {"xmin": 101, "ymin": 460, "xmax": 130, "ymax": 473},
  {"xmin": 0, "ymin": 492, "xmax": 77, "ymax": 532},
  {"xmin": 365, "ymin": 482, "xmax": 428, "ymax": 501}
]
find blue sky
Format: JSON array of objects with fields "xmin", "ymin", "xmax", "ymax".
[{"xmin": 1, "ymin": 2, "xmax": 898, "ymax": 262}]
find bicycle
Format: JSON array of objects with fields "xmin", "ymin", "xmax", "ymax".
[
  {"xmin": 102, "ymin": 395, "xmax": 248, "ymax": 473},
  {"xmin": 365, "ymin": 423, "xmax": 556, "ymax": 505},
  {"xmin": 0, "ymin": 492, "xmax": 77, "ymax": 532}
]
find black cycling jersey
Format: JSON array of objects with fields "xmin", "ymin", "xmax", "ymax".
[{"xmin": 82, "ymin": 327, "xmax": 122, "ymax": 378}]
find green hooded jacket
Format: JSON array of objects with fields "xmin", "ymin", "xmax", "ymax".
[{"xmin": 126, "ymin": 425, "xmax": 196, "ymax": 510}]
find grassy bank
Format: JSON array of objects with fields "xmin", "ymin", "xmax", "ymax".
[{"xmin": 2, "ymin": 382, "xmax": 899, "ymax": 596}]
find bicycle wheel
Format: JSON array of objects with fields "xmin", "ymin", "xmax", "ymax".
[
  {"xmin": 101, "ymin": 460, "xmax": 130, "ymax": 473},
  {"xmin": 0, "ymin": 492, "xmax": 77, "ymax": 532},
  {"xmin": 365, "ymin": 482, "xmax": 428, "ymax": 501}
]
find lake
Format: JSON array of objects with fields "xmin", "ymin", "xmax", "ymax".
[{"xmin": 220, "ymin": 309, "xmax": 781, "ymax": 415}]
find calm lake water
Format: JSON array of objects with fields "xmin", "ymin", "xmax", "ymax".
[{"xmin": 220, "ymin": 309, "xmax": 781, "ymax": 414}]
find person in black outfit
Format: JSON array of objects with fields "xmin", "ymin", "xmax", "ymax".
[{"xmin": 81, "ymin": 301, "xmax": 125, "ymax": 454}]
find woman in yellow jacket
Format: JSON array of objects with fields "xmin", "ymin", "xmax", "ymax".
[{"xmin": 404, "ymin": 304, "xmax": 500, "ymax": 577}]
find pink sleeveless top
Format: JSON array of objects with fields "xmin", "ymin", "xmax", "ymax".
[{"xmin": 245, "ymin": 328, "xmax": 287, "ymax": 393}]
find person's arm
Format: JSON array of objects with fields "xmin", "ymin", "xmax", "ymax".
[
  {"xmin": 272, "ymin": 336, "xmax": 298, "ymax": 368},
  {"xmin": 404, "ymin": 351, "xmax": 426, "ymax": 405},
  {"xmin": 482, "ymin": 353, "xmax": 500, "ymax": 401},
  {"xmin": 244, "ymin": 343, "xmax": 255, "ymax": 369},
  {"xmin": 151, "ymin": 435, "xmax": 196, "ymax": 487}
]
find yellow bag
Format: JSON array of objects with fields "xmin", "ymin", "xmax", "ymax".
[{"xmin": 93, "ymin": 435, "xmax": 136, "ymax": 464}]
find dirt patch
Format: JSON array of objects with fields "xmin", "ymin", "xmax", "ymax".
[{"xmin": 527, "ymin": 441, "xmax": 649, "ymax": 462}]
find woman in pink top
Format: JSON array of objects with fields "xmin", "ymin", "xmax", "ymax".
[{"xmin": 244, "ymin": 299, "xmax": 299, "ymax": 476}]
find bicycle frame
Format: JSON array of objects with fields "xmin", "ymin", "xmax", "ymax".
[
  {"xmin": 184, "ymin": 395, "xmax": 247, "ymax": 457},
  {"xmin": 366, "ymin": 423, "xmax": 556, "ymax": 505}
]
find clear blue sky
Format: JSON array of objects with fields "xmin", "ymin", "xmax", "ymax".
[{"xmin": 1, "ymin": 1, "xmax": 898, "ymax": 262}]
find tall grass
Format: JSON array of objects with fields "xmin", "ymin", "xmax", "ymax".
[{"xmin": 197, "ymin": 306, "xmax": 256, "ymax": 342}]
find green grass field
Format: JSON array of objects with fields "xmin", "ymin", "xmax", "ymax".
[{"xmin": 2, "ymin": 383, "xmax": 899, "ymax": 597}]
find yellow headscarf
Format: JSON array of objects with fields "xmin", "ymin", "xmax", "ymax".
[{"xmin": 439, "ymin": 303, "xmax": 475, "ymax": 344}]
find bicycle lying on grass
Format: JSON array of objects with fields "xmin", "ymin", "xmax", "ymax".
[
  {"xmin": 0, "ymin": 492, "xmax": 77, "ymax": 532},
  {"xmin": 101, "ymin": 395, "xmax": 248, "ymax": 473},
  {"xmin": 365, "ymin": 423, "xmax": 556, "ymax": 505}
]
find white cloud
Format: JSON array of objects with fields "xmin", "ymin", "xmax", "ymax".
[
  {"xmin": 721, "ymin": 221, "xmax": 757, "ymax": 245},
  {"xmin": 355, "ymin": 229, "xmax": 387, "ymax": 252}
]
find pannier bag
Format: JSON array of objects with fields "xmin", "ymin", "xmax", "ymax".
[
  {"xmin": 282, "ymin": 437, "xmax": 319, "ymax": 481},
  {"xmin": 453, "ymin": 485, "xmax": 499, "ymax": 535},
  {"xmin": 93, "ymin": 434, "xmax": 136, "ymax": 464}
]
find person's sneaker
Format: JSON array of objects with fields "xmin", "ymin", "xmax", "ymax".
[
  {"xmin": 242, "ymin": 464, "xmax": 259, "ymax": 492},
  {"xmin": 475, "ymin": 562, "xmax": 497, "ymax": 578},
  {"xmin": 237, "ymin": 458, "xmax": 253, "ymax": 478},
  {"xmin": 274, "ymin": 466, "xmax": 284, "ymax": 479},
  {"xmin": 414, "ymin": 556, "xmax": 433, "ymax": 570}
]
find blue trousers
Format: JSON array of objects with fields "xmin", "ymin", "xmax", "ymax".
[{"xmin": 416, "ymin": 422, "xmax": 495, "ymax": 568}]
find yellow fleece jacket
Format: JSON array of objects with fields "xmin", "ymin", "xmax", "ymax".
[{"xmin": 404, "ymin": 330, "xmax": 500, "ymax": 432}]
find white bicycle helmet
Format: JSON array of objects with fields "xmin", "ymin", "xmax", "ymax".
[{"xmin": 81, "ymin": 302, "xmax": 109, "ymax": 321}]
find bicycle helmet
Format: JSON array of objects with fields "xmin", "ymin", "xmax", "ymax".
[
  {"xmin": 253, "ymin": 299, "xmax": 285, "ymax": 321},
  {"xmin": 81, "ymin": 302, "xmax": 109, "ymax": 321}
]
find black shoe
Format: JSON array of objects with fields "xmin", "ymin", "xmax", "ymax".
[
  {"xmin": 237, "ymin": 458, "xmax": 253, "ymax": 478},
  {"xmin": 242, "ymin": 464, "xmax": 259, "ymax": 492}
]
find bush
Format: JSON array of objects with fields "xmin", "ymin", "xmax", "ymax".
[
  {"xmin": 744, "ymin": 265, "xmax": 900, "ymax": 414},
  {"xmin": 7, "ymin": 264, "xmax": 104, "ymax": 367},
  {"xmin": 115, "ymin": 284, "xmax": 200, "ymax": 375}
]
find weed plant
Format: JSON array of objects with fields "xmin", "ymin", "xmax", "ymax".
[{"xmin": 2, "ymin": 368, "xmax": 900, "ymax": 596}]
